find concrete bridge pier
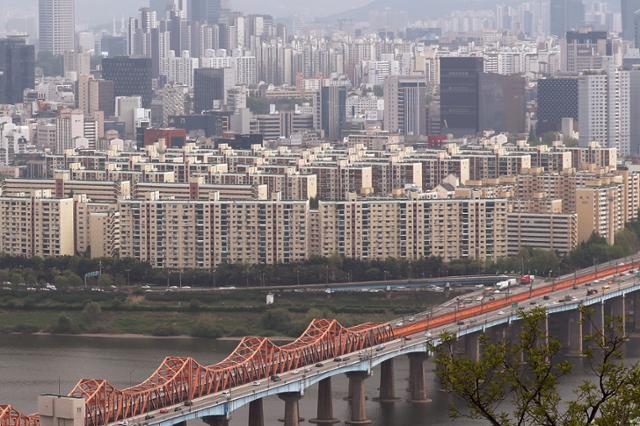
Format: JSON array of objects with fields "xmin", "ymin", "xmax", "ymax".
[
  {"xmin": 464, "ymin": 332, "xmax": 481, "ymax": 362},
  {"xmin": 309, "ymin": 378, "xmax": 339, "ymax": 425},
  {"xmin": 278, "ymin": 392, "xmax": 302, "ymax": 426},
  {"xmin": 407, "ymin": 353, "xmax": 431, "ymax": 404},
  {"xmin": 606, "ymin": 295, "xmax": 626, "ymax": 337},
  {"xmin": 374, "ymin": 359, "xmax": 399, "ymax": 403},
  {"xmin": 202, "ymin": 416, "xmax": 229, "ymax": 426},
  {"xmin": 633, "ymin": 293, "xmax": 640, "ymax": 332},
  {"xmin": 175, "ymin": 422, "xmax": 187, "ymax": 426},
  {"xmin": 248, "ymin": 399, "xmax": 264, "ymax": 426},
  {"xmin": 345, "ymin": 372, "xmax": 371, "ymax": 425},
  {"xmin": 566, "ymin": 309, "xmax": 584, "ymax": 357}
]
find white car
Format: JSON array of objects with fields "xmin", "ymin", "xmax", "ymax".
[{"xmin": 252, "ymin": 381, "xmax": 261, "ymax": 386}]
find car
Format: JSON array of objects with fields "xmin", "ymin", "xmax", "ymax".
[
  {"xmin": 159, "ymin": 409, "xmax": 169, "ymax": 414},
  {"xmin": 184, "ymin": 401, "xmax": 193, "ymax": 407},
  {"xmin": 222, "ymin": 390, "xmax": 230, "ymax": 396},
  {"xmin": 142, "ymin": 285, "xmax": 151, "ymax": 289},
  {"xmin": 304, "ymin": 367, "xmax": 312, "ymax": 373},
  {"xmin": 293, "ymin": 369, "xmax": 301, "ymax": 374},
  {"xmin": 603, "ymin": 285, "xmax": 611, "ymax": 290},
  {"xmin": 271, "ymin": 375, "xmax": 281, "ymax": 382},
  {"xmin": 395, "ymin": 321, "xmax": 404, "ymax": 327},
  {"xmin": 183, "ymin": 286, "xmax": 191, "ymax": 289},
  {"xmin": 498, "ymin": 311, "xmax": 506, "ymax": 315},
  {"xmin": 375, "ymin": 345, "xmax": 385, "ymax": 352},
  {"xmin": 457, "ymin": 320, "xmax": 465, "ymax": 326},
  {"xmin": 144, "ymin": 415, "xmax": 154, "ymax": 420},
  {"xmin": 315, "ymin": 362, "xmax": 324, "ymax": 367},
  {"xmin": 408, "ymin": 317, "xmax": 415, "ymax": 322},
  {"xmin": 529, "ymin": 301, "xmax": 537, "ymax": 306},
  {"xmin": 403, "ymin": 336, "xmax": 412, "ymax": 341},
  {"xmin": 333, "ymin": 357, "xmax": 343, "ymax": 362},
  {"xmin": 252, "ymin": 381, "xmax": 261, "ymax": 386},
  {"xmin": 587, "ymin": 289, "xmax": 598, "ymax": 296},
  {"xmin": 173, "ymin": 407, "xmax": 181, "ymax": 412},
  {"xmin": 543, "ymin": 295, "xmax": 551, "ymax": 300}
]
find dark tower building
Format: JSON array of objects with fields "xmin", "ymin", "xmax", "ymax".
[
  {"xmin": 100, "ymin": 35, "xmax": 128, "ymax": 57},
  {"xmin": 550, "ymin": 0, "xmax": 585, "ymax": 38},
  {"xmin": 190, "ymin": 0, "xmax": 222, "ymax": 23},
  {"xmin": 319, "ymin": 85, "xmax": 347, "ymax": 141},
  {"xmin": 0, "ymin": 36, "xmax": 35, "ymax": 105},
  {"xmin": 101, "ymin": 57, "xmax": 153, "ymax": 108},
  {"xmin": 440, "ymin": 56, "xmax": 483, "ymax": 137},
  {"xmin": 536, "ymin": 77, "xmax": 579, "ymax": 135},
  {"xmin": 479, "ymin": 73, "xmax": 526, "ymax": 135},
  {"xmin": 622, "ymin": 0, "xmax": 640, "ymax": 41},
  {"xmin": 194, "ymin": 68, "xmax": 225, "ymax": 113}
]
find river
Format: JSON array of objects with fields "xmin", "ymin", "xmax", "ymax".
[{"xmin": 1, "ymin": 334, "xmax": 640, "ymax": 425}]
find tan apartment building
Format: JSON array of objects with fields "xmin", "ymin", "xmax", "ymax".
[
  {"xmin": 507, "ymin": 212, "xmax": 578, "ymax": 256},
  {"xmin": 118, "ymin": 192, "xmax": 310, "ymax": 269},
  {"xmin": 0, "ymin": 190, "xmax": 75, "ymax": 257}
]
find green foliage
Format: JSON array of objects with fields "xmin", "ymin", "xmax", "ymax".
[
  {"xmin": 80, "ymin": 302, "xmax": 102, "ymax": 325},
  {"xmin": 190, "ymin": 317, "xmax": 224, "ymax": 338},
  {"xmin": 260, "ymin": 308, "xmax": 292, "ymax": 334},
  {"xmin": 51, "ymin": 314, "xmax": 75, "ymax": 333},
  {"xmin": 151, "ymin": 324, "xmax": 179, "ymax": 337},
  {"xmin": 434, "ymin": 307, "xmax": 640, "ymax": 426}
]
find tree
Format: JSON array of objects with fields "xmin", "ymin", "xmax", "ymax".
[
  {"xmin": 97, "ymin": 273, "xmax": 115, "ymax": 288},
  {"xmin": 81, "ymin": 302, "xmax": 102, "ymax": 325},
  {"xmin": 434, "ymin": 307, "xmax": 640, "ymax": 426}
]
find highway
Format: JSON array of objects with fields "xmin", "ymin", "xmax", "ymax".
[{"xmin": 117, "ymin": 257, "xmax": 640, "ymax": 426}]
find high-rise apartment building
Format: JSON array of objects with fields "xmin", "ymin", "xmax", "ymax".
[
  {"xmin": 38, "ymin": 0, "xmax": 76, "ymax": 55},
  {"xmin": 383, "ymin": 76, "xmax": 427, "ymax": 137},
  {"xmin": 101, "ymin": 57, "xmax": 153, "ymax": 108},
  {"xmin": 440, "ymin": 57, "xmax": 483, "ymax": 137},
  {"xmin": 578, "ymin": 69, "xmax": 631, "ymax": 156},
  {"xmin": 0, "ymin": 36, "xmax": 35, "ymax": 105},
  {"xmin": 193, "ymin": 68, "xmax": 225, "ymax": 113}
]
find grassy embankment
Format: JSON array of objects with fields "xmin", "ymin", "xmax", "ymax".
[{"xmin": 0, "ymin": 288, "xmax": 460, "ymax": 338}]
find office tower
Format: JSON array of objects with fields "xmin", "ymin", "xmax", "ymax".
[
  {"xmin": 193, "ymin": 68, "xmax": 225, "ymax": 113},
  {"xmin": 440, "ymin": 57, "xmax": 483, "ymax": 137},
  {"xmin": 561, "ymin": 31, "xmax": 611, "ymax": 73},
  {"xmin": 479, "ymin": 73, "xmax": 526, "ymax": 134},
  {"xmin": 190, "ymin": 0, "xmax": 222, "ymax": 24},
  {"xmin": 536, "ymin": 77, "xmax": 579, "ymax": 135},
  {"xmin": 317, "ymin": 85, "xmax": 347, "ymax": 141},
  {"xmin": 0, "ymin": 36, "xmax": 35, "ymax": 104},
  {"xmin": 622, "ymin": 0, "xmax": 640, "ymax": 41},
  {"xmin": 578, "ymin": 68, "xmax": 631, "ymax": 156},
  {"xmin": 100, "ymin": 35, "xmax": 128, "ymax": 57},
  {"xmin": 383, "ymin": 75, "xmax": 428, "ymax": 137},
  {"xmin": 55, "ymin": 109, "xmax": 84, "ymax": 153},
  {"xmin": 549, "ymin": 0, "xmax": 585, "ymax": 37},
  {"xmin": 150, "ymin": 0, "xmax": 172, "ymax": 18},
  {"xmin": 168, "ymin": 11, "xmax": 190, "ymax": 55},
  {"xmin": 38, "ymin": 0, "xmax": 76, "ymax": 55},
  {"xmin": 79, "ymin": 76, "xmax": 116, "ymax": 117},
  {"xmin": 101, "ymin": 57, "xmax": 153, "ymax": 108}
]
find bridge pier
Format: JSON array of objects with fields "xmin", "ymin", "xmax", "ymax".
[
  {"xmin": 567, "ymin": 310, "xmax": 584, "ymax": 357},
  {"xmin": 309, "ymin": 378, "xmax": 339, "ymax": 425},
  {"xmin": 633, "ymin": 293, "xmax": 640, "ymax": 331},
  {"xmin": 279, "ymin": 392, "xmax": 302, "ymax": 426},
  {"xmin": 175, "ymin": 422, "xmax": 187, "ymax": 426},
  {"xmin": 345, "ymin": 372, "xmax": 371, "ymax": 425},
  {"xmin": 607, "ymin": 295, "xmax": 626, "ymax": 337},
  {"xmin": 202, "ymin": 416, "xmax": 229, "ymax": 426},
  {"xmin": 464, "ymin": 332, "xmax": 481, "ymax": 362},
  {"xmin": 374, "ymin": 359, "xmax": 398, "ymax": 403},
  {"xmin": 407, "ymin": 353, "xmax": 431, "ymax": 403},
  {"xmin": 248, "ymin": 399, "xmax": 264, "ymax": 426}
]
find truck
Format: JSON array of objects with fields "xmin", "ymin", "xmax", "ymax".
[
  {"xmin": 496, "ymin": 278, "xmax": 517, "ymax": 290},
  {"xmin": 520, "ymin": 275, "xmax": 535, "ymax": 285}
]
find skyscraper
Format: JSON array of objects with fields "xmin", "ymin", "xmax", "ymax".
[
  {"xmin": 479, "ymin": 73, "xmax": 526, "ymax": 135},
  {"xmin": 190, "ymin": 0, "xmax": 222, "ymax": 24},
  {"xmin": 0, "ymin": 36, "xmax": 35, "ymax": 104},
  {"xmin": 561, "ymin": 31, "xmax": 611, "ymax": 73},
  {"xmin": 383, "ymin": 75, "xmax": 427, "ymax": 137},
  {"xmin": 440, "ymin": 57, "xmax": 483, "ymax": 137},
  {"xmin": 38, "ymin": 0, "xmax": 76, "ymax": 55},
  {"xmin": 193, "ymin": 68, "xmax": 225, "ymax": 113},
  {"xmin": 622, "ymin": 0, "xmax": 640, "ymax": 41},
  {"xmin": 101, "ymin": 57, "xmax": 153, "ymax": 108},
  {"xmin": 549, "ymin": 0, "xmax": 585, "ymax": 38},
  {"xmin": 317, "ymin": 85, "xmax": 347, "ymax": 141}
]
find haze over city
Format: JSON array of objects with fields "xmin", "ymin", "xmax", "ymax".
[{"xmin": 4, "ymin": 0, "xmax": 640, "ymax": 425}]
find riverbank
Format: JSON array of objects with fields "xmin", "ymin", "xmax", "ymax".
[{"xmin": 0, "ymin": 288, "xmax": 465, "ymax": 338}]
